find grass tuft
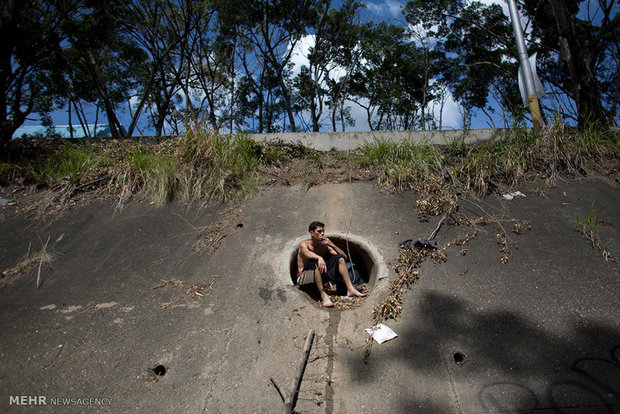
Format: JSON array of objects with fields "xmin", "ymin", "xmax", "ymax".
[
  {"xmin": 1, "ymin": 125, "xmax": 617, "ymax": 211},
  {"xmin": 574, "ymin": 203, "xmax": 617, "ymax": 262},
  {"xmin": 357, "ymin": 126, "xmax": 619, "ymax": 201}
]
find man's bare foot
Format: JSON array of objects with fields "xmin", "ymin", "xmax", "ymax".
[
  {"xmin": 322, "ymin": 296, "xmax": 334, "ymax": 307},
  {"xmin": 347, "ymin": 289, "xmax": 367, "ymax": 298}
]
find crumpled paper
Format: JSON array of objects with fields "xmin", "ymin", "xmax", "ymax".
[
  {"xmin": 502, "ymin": 191, "xmax": 526, "ymax": 200},
  {"xmin": 365, "ymin": 323, "xmax": 398, "ymax": 344}
]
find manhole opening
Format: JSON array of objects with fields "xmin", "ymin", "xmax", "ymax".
[
  {"xmin": 153, "ymin": 365, "xmax": 166, "ymax": 377},
  {"xmin": 288, "ymin": 236, "xmax": 377, "ymax": 305}
]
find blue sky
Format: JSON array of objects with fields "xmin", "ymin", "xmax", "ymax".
[{"xmin": 21, "ymin": 0, "xmax": 572, "ymax": 136}]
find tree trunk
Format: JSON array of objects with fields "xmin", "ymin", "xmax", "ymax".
[
  {"xmin": 310, "ymin": 96, "xmax": 319, "ymax": 132},
  {"xmin": 84, "ymin": 50, "xmax": 126, "ymax": 137},
  {"xmin": 276, "ymin": 70, "xmax": 296, "ymax": 132},
  {"xmin": 548, "ymin": 0, "xmax": 608, "ymax": 127}
]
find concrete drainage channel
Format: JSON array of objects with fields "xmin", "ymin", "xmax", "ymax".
[{"xmin": 279, "ymin": 233, "xmax": 388, "ymax": 309}]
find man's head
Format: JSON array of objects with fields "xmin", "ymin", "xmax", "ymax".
[{"xmin": 308, "ymin": 221, "xmax": 325, "ymax": 242}]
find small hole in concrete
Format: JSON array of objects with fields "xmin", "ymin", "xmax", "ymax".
[
  {"xmin": 153, "ymin": 365, "xmax": 166, "ymax": 376},
  {"xmin": 453, "ymin": 352, "xmax": 466, "ymax": 366},
  {"xmin": 289, "ymin": 235, "xmax": 378, "ymax": 309}
]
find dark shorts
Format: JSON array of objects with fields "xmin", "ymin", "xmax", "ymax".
[{"xmin": 297, "ymin": 254, "xmax": 344, "ymax": 286}]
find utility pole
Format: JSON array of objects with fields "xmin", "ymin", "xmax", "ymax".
[{"xmin": 506, "ymin": 0, "xmax": 543, "ymax": 132}]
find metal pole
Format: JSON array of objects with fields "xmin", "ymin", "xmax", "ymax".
[{"xmin": 506, "ymin": 0, "xmax": 543, "ymax": 131}]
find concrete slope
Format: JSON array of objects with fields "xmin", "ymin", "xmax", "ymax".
[{"xmin": 0, "ymin": 179, "xmax": 618, "ymax": 413}]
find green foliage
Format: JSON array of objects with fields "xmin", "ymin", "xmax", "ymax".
[
  {"xmin": 262, "ymin": 145, "xmax": 293, "ymax": 165},
  {"xmin": 175, "ymin": 122, "xmax": 262, "ymax": 201},
  {"xmin": 30, "ymin": 143, "xmax": 99, "ymax": 185},
  {"xmin": 574, "ymin": 202, "xmax": 617, "ymax": 262},
  {"xmin": 349, "ymin": 22, "xmax": 432, "ymax": 130},
  {"xmin": 357, "ymin": 138, "xmax": 444, "ymax": 189},
  {"xmin": 308, "ymin": 152, "xmax": 324, "ymax": 169},
  {"xmin": 0, "ymin": 163, "xmax": 12, "ymax": 176},
  {"xmin": 403, "ymin": 0, "xmax": 617, "ymax": 128},
  {"xmin": 0, "ymin": 1, "xmax": 70, "ymax": 141},
  {"xmin": 356, "ymin": 126, "xmax": 619, "ymax": 194},
  {"xmin": 574, "ymin": 203, "xmax": 601, "ymax": 244}
]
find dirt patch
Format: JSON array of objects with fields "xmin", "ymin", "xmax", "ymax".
[
  {"xmin": 258, "ymin": 152, "xmax": 374, "ymax": 188},
  {"xmin": 153, "ymin": 277, "xmax": 218, "ymax": 309},
  {"xmin": 194, "ymin": 202, "xmax": 245, "ymax": 254}
]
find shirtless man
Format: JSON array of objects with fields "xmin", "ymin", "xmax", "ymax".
[{"xmin": 296, "ymin": 221, "xmax": 366, "ymax": 307}]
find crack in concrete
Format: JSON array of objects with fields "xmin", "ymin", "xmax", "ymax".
[
  {"xmin": 324, "ymin": 311, "xmax": 341, "ymax": 414},
  {"xmin": 201, "ymin": 326, "xmax": 236, "ymax": 412},
  {"xmin": 433, "ymin": 319, "xmax": 464, "ymax": 414}
]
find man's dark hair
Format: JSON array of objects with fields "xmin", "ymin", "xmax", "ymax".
[{"xmin": 309, "ymin": 221, "xmax": 325, "ymax": 232}]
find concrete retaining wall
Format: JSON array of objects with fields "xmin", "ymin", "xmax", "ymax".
[{"xmin": 247, "ymin": 129, "xmax": 508, "ymax": 151}]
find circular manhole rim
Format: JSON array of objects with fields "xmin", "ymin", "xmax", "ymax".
[{"xmin": 278, "ymin": 232, "xmax": 388, "ymax": 305}]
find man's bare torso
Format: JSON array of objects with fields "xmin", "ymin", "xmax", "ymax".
[{"xmin": 297, "ymin": 240, "xmax": 333, "ymax": 274}]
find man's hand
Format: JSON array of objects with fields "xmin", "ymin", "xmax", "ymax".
[
  {"xmin": 317, "ymin": 257, "xmax": 327, "ymax": 273},
  {"xmin": 320, "ymin": 237, "xmax": 347, "ymax": 261}
]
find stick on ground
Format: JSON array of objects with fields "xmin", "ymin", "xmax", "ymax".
[{"xmin": 271, "ymin": 329, "xmax": 316, "ymax": 414}]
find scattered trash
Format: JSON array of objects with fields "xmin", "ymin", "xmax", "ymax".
[
  {"xmin": 502, "ymin": 191, "xmax": 526, "ymax": 200},
  {"xmin": 152, "ymin": 278, "xmax": 183, "ymax": 289},
  {"xmin": 398, "ymin": 239, "xmax": 438, "ymax": 249},
  {"xmin": 365, "ymin": 323, "xmax": 398, "ymax": 344},
  {"xmin": 0, "ymin": 197, "xmax": 13, "ymax": 206}
]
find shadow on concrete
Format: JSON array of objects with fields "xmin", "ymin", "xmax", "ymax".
[{"xmin": 346, "ymin": 291, "xmax": 620, "ymax": 412}]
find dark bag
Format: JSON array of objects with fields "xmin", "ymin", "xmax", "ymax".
[{"xmin": 346, "ymin": 261, "xmax": 365, "ymax": 285}]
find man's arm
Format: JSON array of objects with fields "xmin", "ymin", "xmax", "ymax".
[
  {"xmin": 323, "ymin": 238, "xmax": 348, "ymax": 261},
  {"xmin": 299, "ymin": 241, "xmax": 327, "ymax": 273}
]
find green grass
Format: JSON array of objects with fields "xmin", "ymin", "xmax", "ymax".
[
  {"xmin": 574, "ymin": 202, "xmax": 601, "ymax": 244},
  {"xmin": 308, "ymin": 152, "xmax": 324, "ymax": 169},
  {"xmin": 358, "ymin": 138, "xmax": 445, "ymax": 191},
  {"xmin": 176, "ymin": 123, "xmax": 262, "ymax": 202},
  {"xmin": 262, "ymin": 145, "xmax": 292, "ymax": 165},
  {"xmin": 356, "ymin": 126, "xmax": 619, "ymax": 196},
  {"xmin": 1, "ymin": 124, "xmax": 617, "ymax": 209},
  {"xmin": 574, "ymin": 202, "xmax": 617, "ymax": 262},
  {"xmin": 122, "ymin": 146, "xmax": 177, "ymax": 205},
  {"xmin": 29, "ymin": 143, "xmax": 101, "ymax": 185}
]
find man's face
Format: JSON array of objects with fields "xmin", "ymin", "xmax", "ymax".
[{"xmin": 310, "ymin": 227, "xmax": 325, "ymax": 242}]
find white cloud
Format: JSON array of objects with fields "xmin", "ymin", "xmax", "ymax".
[
  {"xmin": 471, "ymin": 0, "xmax": 531, "ymax": 30},
  {"xmin": 288, "ymin": 35, "xmax": 315, "ymax": 76},
  {"xmin": 473, "ymin": 0, "xmax": 509, "ymax": 17},
  {"xmin": 287, "ymin": 34, "xmax": 465, "ymax": 131},
  {"xmin": 365, "ymin": 0, "xmax": 404, "ymax": 18},
  {"xmin": 365, "ymin": 2, "xmax": 383, "ymax": 15},
  {"xmin": 432, "ymin": 89, "xmax": 462, "ymax": 130},
  {"xmin": 386, "ymin": 0, "xmax": 403, "ymax": 17}
]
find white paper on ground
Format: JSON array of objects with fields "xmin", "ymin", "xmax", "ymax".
[
  {"xmin": 502, "ymin": 191, "xmax": 526, "ymax": 200},
  {"xmin": 365, "ymin": 323, "xmax": 398, "ymax": 344}
]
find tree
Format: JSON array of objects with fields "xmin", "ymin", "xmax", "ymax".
[
  {"xmin": 404, "ymin": 0, "xmax": 520, "ymax": 127},
  {"xmin": 190, "ymin": 2, "xmax": 233, "ymax": 132},
  {"xmin": 0, "ymin": 0, "xmax": 73, "ymax": 142},
  {"xmin": 293, "ymin": 0, "xmax": 363, "ymax": 132},
  {"xmin": 233, "ymin": 0, "xmax": 326, "ymax": 132},
  {"xmin": 403, "ymin": 0, "xmax": 619, "ymax": 128},
  {"xmin": 532, "ymin": 0, "xmax": 617, "ymax": 126},
  {"xmin": 62, "ymin": 1, "xmax": 151, "ymax": 137},
  {"xmin": 348, "ymin": 22, "xmax": 428, "ymax": 130}
]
